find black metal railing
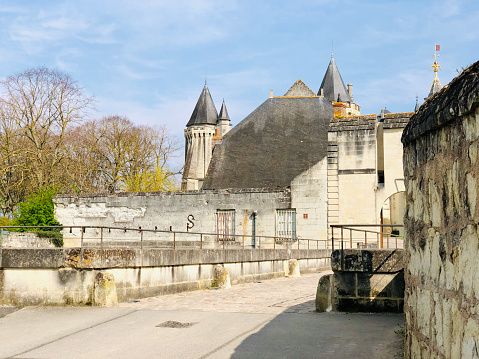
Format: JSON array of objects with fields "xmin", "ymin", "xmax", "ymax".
[{"xmin": 0, "ymin": 225, "xmax": 331, "ymax": 252}]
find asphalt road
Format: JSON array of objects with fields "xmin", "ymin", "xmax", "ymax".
[{"xmin": 0, "ymin": 272, "xmax": 404, "ymax": 359}]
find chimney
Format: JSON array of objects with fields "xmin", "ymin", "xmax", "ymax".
[
  {"xmin": 270, "ymin": 90, "xmax": 273, "ymax": 98},
  {"xmin": 320, "ymin": 88, "xmax": 324, "ymax": 97},
  {"xmin": 347, "ymin": 84, "xmax": 353, "ymax": 101}
]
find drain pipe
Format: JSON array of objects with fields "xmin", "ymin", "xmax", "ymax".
[{"xmin": 252, "ymin": 211, "xmax": 258, "ymax": 248}]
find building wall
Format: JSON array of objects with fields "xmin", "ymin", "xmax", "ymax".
[
  {"xmin": 402, "ymin": 75, "xmax": 479, "ymax": 357},
  {"xmin": 55, "ymin": 189, "xmax": 292, "ymax": 245},
  {"xmin": 291, "ymin": 157, "xmax": 328, "ymax": 240},
  {"xmin": 335, "ymin": 128, "xmax": 377, "ymax": 224}
]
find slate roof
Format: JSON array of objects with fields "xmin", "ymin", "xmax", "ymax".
[
  {"xmin": 402, "ymin": 60, "xmax": 479, "ymax": 144},
  {"xmin": 187, "ymin": 83, "xmax": 218, "ymax": 127},
  {"xmin": 218, "ymin": 99, "xmax": 230, "ymax": 121},
  {"xmin": 283, "ymin": 79, "xmax": 316, "ymax": 97},
  {"xmin": 318, "ymin": 54, "xmax": 352, "ymax": 103},
  {"xmin": 203, "ymin": 96, "xmax": 333, "ymax": 190}
]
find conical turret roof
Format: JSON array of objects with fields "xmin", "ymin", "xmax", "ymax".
[
  {"xmin": 187, "ymin": 83, "xmax": 218, "ymax": 127},
  {"xmin": 218, "ymin": 99, "xmax": 230, "ymax": 122},
  {"xmin": 318, "ymin": 53, "xmax": 352, "ymax": 103},
  {"xmin": 427, "ymin": 72, "xmax": 442, "ymax": 98}
]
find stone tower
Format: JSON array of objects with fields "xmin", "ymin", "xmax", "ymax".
[
  {"xmin": 318, "ymin": 52, "xmax": 360, "ymax": 116},
  {"xmin": 181, "ymin": 83, "xmax": 231, "ymax": 191}
]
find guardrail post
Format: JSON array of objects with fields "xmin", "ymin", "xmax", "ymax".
[
  {"xmin": 331, "ymin": 227, "xmax": 334, "ymax": 251},
  {"xmin": 200, "ymin": 233, "xmax": 203, "ymax": 264},
  {"xmin": 140, "ymin": 229, "xmax": 143, "ymax": 267},
  {"xmin": 100, "ymin": 227, "xmax": 104, "ymax": 268},
  {"xmin": 340, "ymin": 227, "xmax": 344, "ymax": 271},
  {"xmin": 80, "ymin": 226, "xmax": 85, "ymax": 259}
]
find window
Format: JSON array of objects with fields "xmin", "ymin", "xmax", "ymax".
[
  {"xmin": 216, "ymin": 210, "xmax": 235, "ymax": 241},
  {"xmin": 276, "ymin": 209, "xmax": 296, "ymax": 239}
]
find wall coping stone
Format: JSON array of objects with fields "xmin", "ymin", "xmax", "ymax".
[{"xmin": 331, "ymin": 249, "xmax": 405, "ymax": 273}]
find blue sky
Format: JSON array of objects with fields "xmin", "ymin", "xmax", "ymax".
[{"xmin": 0, "ymin": 0, "xmax": 478, "ymax": 167}]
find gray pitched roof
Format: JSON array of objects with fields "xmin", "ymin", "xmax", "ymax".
[
  {"xmin": 284, "ymin": 79, "xmax": 316, "ymax": 97},
  {"xmin": 218, "ymin": 99, "xmax": 230, "ymax": 122},
  {"xmin": 187, "ymin": 83, "xmax": 218, "ymax": 127},
  {"xmin": 203, "ymin": 96, "xmax": 333, "ymax": 189},
  {"xmin": 318, "ymin": 54, "xmax": 352, "ymax": 103}
]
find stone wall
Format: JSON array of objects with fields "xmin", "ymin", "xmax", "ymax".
[
  {"xmin": 1, "ymin": 232, "xmax": 56, "ymax": 248},
  {"xmin": 316, "ymin": 249, "xmax": 405, "ymax": 313},
  {"xmin": 0, "ymin": 247, "xmax": 330, "ymax": 305},
  {"xmin": 402, "ymin": 61, "xmax": 479, "ymax": 358},
  {"xmin": 55, "ymin": 189, "xmax": 291, "ymax": 246}
]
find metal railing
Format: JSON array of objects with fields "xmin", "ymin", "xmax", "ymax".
[
  {"xmin": 0, "ymin": 225, "xmax": 331, "ymax": 252},
  {"xmin": 330, "ymin": 224, "xmax": 404, "ymax": 251}
]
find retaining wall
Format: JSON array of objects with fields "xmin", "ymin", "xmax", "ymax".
[{"xmin": 0, "ymin": 247, "xmax": 330, "ymax": 305}]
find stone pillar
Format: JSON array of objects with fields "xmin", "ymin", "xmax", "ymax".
[
  {"xmin": 285, "ymin": 259, "xmax": 301, "ymax": 278},
  {"xmin": 94, "ymin": 271, "xmax": 118, "ymax": 307},
  {"xmin": 213, "ymin": 265, "xmax": 231, "ymax": 289}
]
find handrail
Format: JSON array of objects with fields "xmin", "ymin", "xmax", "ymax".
[{"xmin": 330, "ymin": 224, "xmax": 404, "ymax": 251}]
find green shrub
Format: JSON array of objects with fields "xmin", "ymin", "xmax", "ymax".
[
  {"xmin": 13, "ymin": 187, "xmax": 63, "ymax": 247},
  {"xmin": 13, "ymin": 187, "xmax": 61, "ymax": 229}
]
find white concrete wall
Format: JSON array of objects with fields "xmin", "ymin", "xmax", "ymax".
[
  {"xmin": 375, "ymin": 127, "xmax": 406, "ymax": 222},
  {"xmin": 335, "ymin": 129, "xmax": 378, "ymax": 224},
  {"xmin": 291, "ymin": 157, "xmax": 328, "ymax": 241}
]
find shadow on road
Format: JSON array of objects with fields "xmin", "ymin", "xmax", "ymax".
[{"xmin": 229, "ymin": 300, "xmax": 404, "ymax": 359}]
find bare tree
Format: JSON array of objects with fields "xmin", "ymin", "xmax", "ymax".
[
  {"xmin": 67, "ymin": 116, "xmax": 179, "ymax": 194},
  {"xmin": 0, "ymin": 67, "xmax": 95, "ymax": 190}
]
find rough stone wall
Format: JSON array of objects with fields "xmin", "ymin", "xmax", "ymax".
[{"xmin": 402, "ymin": 61, "xmax": 479, "ymax": 358}]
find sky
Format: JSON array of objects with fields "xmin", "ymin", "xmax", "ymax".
[{"xmin": 0, "ymin": 0, "xmax": 478, "ymax": 169}]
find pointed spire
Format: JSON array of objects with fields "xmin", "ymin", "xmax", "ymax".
[
  {"xmin": 187, "ymin": 83, "xmax": 218, "ymax": 127},
  {"xmin": 318, "ymin": 53, "xmax": 352, "ymax": 103},
  {"xmin": 427, "ymin": 49, "xmax": 443, "ymax": 98},
  {"xmin": 415, "ymin": 95, "xmax": 419, "ymax": 111},
  {"xmin": 218, "ymin": 99, "xmax": 230, "ymax": 122}
]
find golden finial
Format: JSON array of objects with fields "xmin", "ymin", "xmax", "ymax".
[{"xmin": 432, "ymin": 45, "xmax": 440, "ymax": 74}]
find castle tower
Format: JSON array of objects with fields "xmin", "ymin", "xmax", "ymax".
[
  {"xmin": 318, "ymin": 52, "xmax": 360, "ymax": 116},
  {"xmin": 217, "ymin": 99, "xmax": 231, "ymax": 137},
  {"xmin": 427, "ymin": 49, "xmax": 443, "ymax": 98},
  {"xmin": 181, "ymin": 83, "xmax": 218, "ymax": 191}
]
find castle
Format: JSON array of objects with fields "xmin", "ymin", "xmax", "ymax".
[{"xmin": 56, "ymin": 52, "xmax": 443, "ymax": 245}]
